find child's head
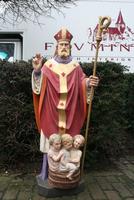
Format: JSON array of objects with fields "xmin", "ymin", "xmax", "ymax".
[
  {"xmin": 73, "ymin": 135, "xmax": 85, "ymax": 149},
  {"xmin": 61, "ymin": 134, "xmax": 73, "ymax": 150},
  {"xmin": 49, "ymin": 133, "xmax": 61, "ymax": 150}
]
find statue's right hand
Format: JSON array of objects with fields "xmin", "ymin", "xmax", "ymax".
[{"xmin": 32, "ymin": 53, "xmax": 43, "ymax": 71}]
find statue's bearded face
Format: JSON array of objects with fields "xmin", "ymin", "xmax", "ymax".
[{"xmin": 57, "ymin": 41, "xmax": 70, "ymax": 58}]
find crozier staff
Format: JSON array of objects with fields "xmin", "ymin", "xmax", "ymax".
[{"xmin": 81, "ymin": 16, "xmax": 111, "ymax": 174}]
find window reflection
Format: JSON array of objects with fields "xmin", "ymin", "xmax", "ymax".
[{"xmin": 0, "ymin": 43, "xmax": 14, "ymax": 61}]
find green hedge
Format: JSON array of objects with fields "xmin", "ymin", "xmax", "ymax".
[
  {"xmin": 82, "ymin": 62, "xmax": 131, "ymax": 164},
  {"xmin": 0, "ymin": 59, "xmax": 133, "ymax": 167},
  {"xmin": 0, "ymin": 60, "xmax": 40, "ymax": 166}
]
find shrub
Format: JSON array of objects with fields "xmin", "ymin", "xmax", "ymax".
[
  {"xmin": 0, "ymin": 60, "xmax": 40, "ymax": 166},
  {"xmin": 81, "ymin": 61, "xmax": 132, "ymax": 164},
  {"xmin": 0, "ymin": 59, "xmax": 133, "ymax": 168}
]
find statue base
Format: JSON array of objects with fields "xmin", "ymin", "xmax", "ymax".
[
  {"xmin": 36, "ymin": 175, "xmax": 85, "ymax": 198},
  {"xmin": 48, "ymin": 169, "xmax": 81, "ymax": 189}
]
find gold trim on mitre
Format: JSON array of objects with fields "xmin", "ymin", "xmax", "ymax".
[{"xmin": 54, "ymin": 27, "xmax": 73, "ymax": 43}]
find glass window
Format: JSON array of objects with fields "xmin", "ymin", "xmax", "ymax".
[{"xmin": 0, "ymin": 43, "xmax": 15, "ymax": 61}]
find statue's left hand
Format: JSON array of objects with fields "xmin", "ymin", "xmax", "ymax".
[{"xmin": 87, "ymin": 75, "xmax": 99, "ymax": 88}]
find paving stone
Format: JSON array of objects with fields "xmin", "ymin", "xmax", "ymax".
[
  {"xmin": 19, "ymin": 179, "xmax": 34, "ymax": 192},
  {"xmin": 20, "ymin": 185, "xmax": 33, "ymax": 192},
  {"xmin": 32, "ymin": 185, "xmax": 38, "ymax": 193},
  {"xmin": 112, "ymin": 182, "xmax": 133, "ymax": 198},
  {"xmin": 62, "ymin": 196, "xmax": 76, "ymax": 200},
  {"xmin": 126, "ymin": 164, "xmax": 134, "ymax": 172},
  {"xmin": 49, "ymin": 197, "xmax": 63, "ymax": 200},
  {"xmin": 85, "ymin": 175, "xmax": 97, "ymax": 184},
  {"xmin": 0, "ymin": 192, "xmax": 3, "ymax": 199},
  {"xmin": 23, "ymin": 180, "xmax": 35, "ymax": 186},
  {"xmin": 117, "ymin": 175, "xmax": 132, "ymax": 184},
  {"xmin": 51, "ymin": 198, "xmax": 63, "ymax": 200},
  {"xmin": 127, "ymin": 188, "xmax": 134, "ymax": 196},
  {"xmin": 95, "ymin": 177, "xmax": 113, "ymax": 190},
  {"xmin": 122, "ymin": 169, "xmax": 134, "ymax": 181},
  {"xmin": 8, "ymin": 183, "xmax": 21, "ymax": 190},
  {"xmin": 0, "ymin": 176, "xmax": 11, "ymax": 182},
  {"xmin": 0, "ymin": 156, "xmax": 134, "ymax": 200},
  {"xmin": 2, "ymin": 189, "xmax": 18, "ymax": 200},
  {"xmin": 11, "ymin": 178, "xmax": 23, "ymax": 184},
  {"xmin": 23, "ymin": 175, "xmax": 35, "ymax": 182},
  {"xmin": 17, "ymin": 191, "xmax": 32, "ymax": 200},
  {"xmin": 88, "ymin": 182, "xmax": 107, "ymax": 199},
  {"xmin": 125, "ymin": 199, "xmax": 134, "ymax": 200},
  {"xmin": 125, "ymin": 181, "xmax": 134, "ymax": 189},
  {"xmin": 77, "ymin": 190, "xmax": 92, "ymax": 200},
  {"xmin": 91, "ymin": 171, "xmax": 122, "ymax": 176},
  {"xmin": 106, "ymin": 176, "xmax": 120, "ymax": 183},
  {"xmin": 0, "ymin": 182, "xmax": 10, "ymax": 192},
  {"xmin": 32, "ymin": 188, "xmax": 77, "ymax": 200},
  {"xmin": 32, "ymin": 193, "xmax": 48, "ymax": 200},
  {"xmin": 105, "ymin": 190, "xmax": 122, "ymax": 200}
]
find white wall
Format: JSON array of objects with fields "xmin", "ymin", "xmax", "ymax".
[{"xmin": 1, "ymin": 0, "xmax": 134, "ymax": 72}]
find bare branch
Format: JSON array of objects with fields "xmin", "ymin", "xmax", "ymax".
[{"xmin": 0, "ymin": 0, "xmax": 77, "ymax": 25}]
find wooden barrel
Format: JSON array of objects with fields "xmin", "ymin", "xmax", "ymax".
[{"xmin": 48, "ymin": 169, "xmax": 81, "ymax": 189}]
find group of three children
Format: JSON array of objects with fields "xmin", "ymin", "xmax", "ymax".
[{"xmin": 48, "ymin": 133, "xmax": 85, "ymax": 180}]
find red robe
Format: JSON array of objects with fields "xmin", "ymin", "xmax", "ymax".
[{"xmin": 33, "ymin": 59, "xmax": 87, "ymax": 138}]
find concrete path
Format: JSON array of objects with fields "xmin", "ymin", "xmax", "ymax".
[{"xmin": 0, "ymin": 156, "xmax": 134, "ymax": 200}]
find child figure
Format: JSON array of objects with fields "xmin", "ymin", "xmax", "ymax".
[
  {"xmin": 49, "ymin": 133, "xmax": 77, "ymax": 180},
  {"xmin": 59, "ymin": 134, "xmax": 77, "ymax": 180},
  {"xmin": 47, "ymin": 133, "xmax": 63, "ymax": 172},
  {"xmin": 70, "ymin": 134, "xmax": 85, "ymax": 169}
]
